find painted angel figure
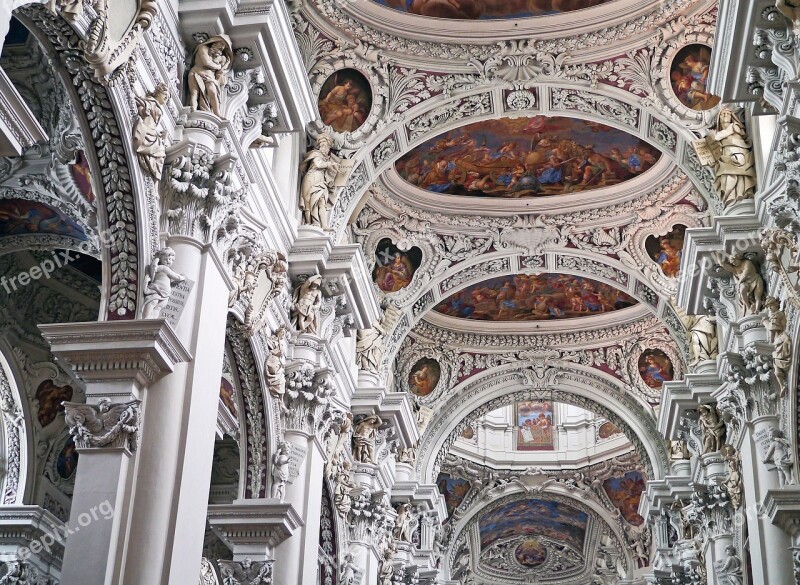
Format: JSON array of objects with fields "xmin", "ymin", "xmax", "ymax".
[
  {"xmin": 299, "ymin": 134, "xmax": 341, "ymax": 230},
  {"xmin": 187, "ymin": 35, "xmax": 234, "ymax": 118},
  {"xmin": 218, "ymin": 559, "xmax": 272, "ymax": 585},
  {"xmin": 133, "ymin": 83, "xmax": 169, "ymax": 179},
  {"xmin": 63, "ymin": 398, "xmax": 141, "ymax": 450},
  {"xmin": 142, "ymin": 247, "xmax": 186, "ymax": 319}
]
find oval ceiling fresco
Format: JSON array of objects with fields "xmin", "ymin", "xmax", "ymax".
[
  {"xmin": 433, "ymin": 274, "xmax": 637, "ymax": 321},
  {"xmin": 372, "ymin": 0, "xmax": 612, "ymax": 20},
  {"xmin": 395, "ymin": 116, "xmax": 661, "ymax": 198},
  {"xmin": 479, "ymin": 499, "xmax": 588, "ymax": 552}
]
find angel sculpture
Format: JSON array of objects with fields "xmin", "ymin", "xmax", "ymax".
[
  {"xmin": 218, "ymin": 559, "xmax": 272, "ymax": 585},
  {"xmin": 142, "ymin": 247, "xmax": 186, "ymax": 320},
  {"xmin": 763, "ymin": 296, "xmax": 787, "ymax": 344},
  {"xmin": 355, "ymin": 303, "xmax": 402, "ymax": 374},
  {"xmin": 63, "ymin": 398, "xmax": 141, "ymax": 450},
  {"xmin": 133, "ymin": 83, "xmax": 169, "ymax": 179}
]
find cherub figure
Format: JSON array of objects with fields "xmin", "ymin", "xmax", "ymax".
[
  {"xmin": 763, "ymin": 427, "xmax": 795, "ymax": 486},
  {"xmin": 142, "ymin": 248, "xmax": 186, "ymax": 319}
]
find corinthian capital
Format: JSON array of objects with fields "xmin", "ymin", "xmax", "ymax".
[
  {"xmin": 63, "ymin": 398, "xmax": 141, "ymax": 451},
  {"xmin": 282, "ymin": 364, "xmax": 336, "ymax": 435},
  {"xmin": 690, "ymin": 485, "xmax": 733, "ymax": 540}
]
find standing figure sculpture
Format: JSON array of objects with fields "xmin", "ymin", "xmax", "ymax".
[
  {"xmin": 187, "ymin": 35, "xmax": 234, "ymax": 118},
  {"xmin": 763, "ymin": 296, "xmax": 787, "ymax": 343},
  {"xmin": 714, "ymin": 253, "xmax": 765, "ymax": 317},
  {"xmin": 142, "ymin": 247, "xmax": 186, "ymax": 319},
  {"xmin": 723, "ymin": 445, "xmax": 743, "ymax": 509},
  {"xmin": 291, "ymin": 275, "xmax": 323, "ymax": 334},
  {"xmin": 378, "ymin": 541, "xmax": 396, "ymax": 585},
  {"xmin": 707, "ymin": 108, "xmax": 757, "ymax": 206},
  {"xmin": 299, "ymin": 134, "xmax": 342, "ymax": 231},
  {"xmin": 271, "ymin": 442, "xmax": 290, "ymax": 501},
  {"xmin": 352, "ymin": 414, "xmax": 383, "ymax": 464},
  {"xmin": 393, "ymin": 503, "xmax": 413, "ymax": 543},
  {"xmin": 333, "ymin": 462, "xmax": 356, "ymax": 517},
  {"xmin": 264, "ymin": 326, "xmax": 288, "ymax": 397},
  {"xmin": 687, "ymin": 314, "xmax": 718, "ymax": 366},
  {"xmin": 721, "ymin": 545, "xmax": 743, "ymax": 585},
  {"xmin": 763, "ymin": 428, "xmax": 795, "ymax": 486},
  {"xmin": 340, "ymin": 553, "xmax": 356, "ymax": 585},
  {"xmin": 698, "ymin": 404, "xmax": 726, "ymax": 454},
  {"xmin": 133, "ymin": 83, "xmax": 169, "ymax": 180},
  {"xmin": 773, "ymin": 331, "xmax": 793, "ymax": 397}
]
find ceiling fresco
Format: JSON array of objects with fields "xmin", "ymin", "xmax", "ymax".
[
  {"xmin": 433, "ymin": 273, "xmax": 637, "ymax": 321},
  {"xmin": 479, "ymin": 499, "xmax": 588, "ymax": 552},
  {"xmin": 395, "ymin": 116, "xmax": 662, "ymax": 198},
  {"xmin": 601, "ymin": 471, "xmax": 646, "ymax": 526},
  {"xmin": 371, "ymin": 0, "xmax": 612, "ymax": 20}
]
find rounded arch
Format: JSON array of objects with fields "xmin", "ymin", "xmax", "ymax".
[
  {"xmin": 415, "ymin": 360, "xmax": 671, "ymax": 483},
  {"xmin": 0, "ymin": 344, "xmax": 31, "ymax": 505}
]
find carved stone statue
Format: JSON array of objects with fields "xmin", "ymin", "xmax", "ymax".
[
  {"xmin": 776, "ymin": 0, "xmax": 800, "ymax": 29},
  {"xmin": 326, "ymin": 413, "xmax": 352, "ymax": 478},
  {"xmin": 763, "ymin": 428, "xmax": 795, "ymax": 486},
  {"xmin": 133, "ymin": 83, "xmax": 169, "ymax": 180},
  {"xmin": 264, "ymin": 326, "xmax": 288, "ymax": 397},
  {"xmin": 670, "ymin": 440, "xmax": 690, "ymax": 460},
  {"xmin": 396, "ymin": 443, "xmax": 417, "ymax": 465},
  {"xmin": 378, "ymin": 540, "xmax": 396, "ymax": 585},
  {"xmin": 763, "ymin": 296, "xmax": 787, "ymax": 344},
  {"xmin": 708, "ymin": 108, "xmax": 757, "ymax": 206},
  {"xmin": 271, "ymin": 442, "xmax": 290, "ymax": 501},
  {"xmin": 142, "ymin": 247, "xmax": 186, "ymax": 319},
  {"xmin": 299, "ymin": 134, "xmax": 341, "ymax": 230},
  {"xmin": 393, "ymin": 503, "xmax": 412, "ymax": 542},
  {"xmin": 355, "ymin": 304, "xmax": 401, "ymax": 374},
  {"xmin": 333, "ymin": 462, "xmax": 356, "ymax": 517},
  {"xmin": 352, "ymin": 414, "xmax": 383, "ymax": 464},
  {"xmin": 340, "ymin": 552, "xmax": 356, "ymax": 585},
  {"xmin": 773, "ymin": 330, "xmax": 793, "ymax": 397},
  {"xmin": 714, "ymin": 253, "xmax": 765, "ymax": 317},
  {"xmin": 188, "ymin": 35, "xmax": 234, "ymax": 118},
  {"xmin": 218, "ymin": 558, "xmax": 273, "ymax": 585},
  {"xmin": 48, "ymin": 0, "xmax": 82, "ymax": 20},
  {"xmin": 63, "ymin": 398, "xmax": 141, "ymax": 451},
  {"xmin": 722, "ymin": 445, "xmax": 743, "ymax": 509},
  {"xmin": 721, "ymin": 545, "xmax": 743, "ymax": 585},
  {"xmin": 687, "ymin": 314, "xmax": 718, "ymax": 366},
  {"xmin": 291, "ymin": 275, "xmax": 323, "ymax": 334},
  {"xmin": 697, "ymin": 404, "xmax": 726, "ymax": 454}
]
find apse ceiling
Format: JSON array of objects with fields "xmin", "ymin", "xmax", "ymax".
[{"xmin": 296, "ymin": 0, "xmax": 716, "ymax": 581}]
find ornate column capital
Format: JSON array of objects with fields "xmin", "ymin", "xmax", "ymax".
[
  {"xmin": 218, "ymin": 558, "xmax": 274, "ymax": 585},
  {"xmin": 690, "ymin": 485, "xmax": 733, "ymax": 540},
  {"xmin": 63, "ymin": 398, "xmax": 141, "ymax": 452},
  {"xmin": 207, "ymin": 499, "xmax": 302, "ymax": 560},
  {"xmin": 38, "ymin": 320, "xmax": 192, "ymax": 388},
  {"xmin": 282, "ymin": 364, "xmax": 339, "ymax": 437}
]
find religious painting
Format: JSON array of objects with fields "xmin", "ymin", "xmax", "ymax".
[
  {"xmin": 670, "ymin": 45, "xmax": 721, "ymax": 111},
  {"xmin": 515, "ymin": 538, "xmax": 548, "ymax": 568},
  {"xmin": 372, "ymin": 0, "xmax": 611, "ymax": 20},
  {"xmin": 372, "ymin": 238, "xmax": 422, "ymax": 293},
  {"xmin": 479, "ymin": 499, "xmax": 588, "ymax": 551},
  {"xmin": 434, "ymin": 273, "xmax": 637, "ymax": 321},
  {"xmin": 460, "ymin": 425, "xmax": 475, "ymax": 440},
  {"xmin": 219, "ymin": 377, "xmax": 237, "ymax": 418},
  {"xmin": 436, "ymin": 473, "xmax": 472, "ymax": 517},
  {"xmin": 70, "ymin": 151, "xmax": 95, "ymax": 203},
  {"xmin": 396, "ymin": 116, "xmax": 661, "ymax": 198},
  {"xmin": 645, "ymin": 224, "xmax": 686, "ymax": 278},
  {"xmin": 35, "ymin": 380, "xmax": 73, "ymax": 428},
  {"xmin": 0, "ymin": 198, "xmax": 87, "ymax": 240},
  {"xmin": 408, "ymin": 358, "xmax": 441, "ymax": 397},
  {"xmin": 602, "ymin": 471, "xmax": 647, "ymax": 526},
  {"xmin": 637, "ymin": 349, "xmax": 674, "ymax": 389},
  {"xmin": 598, "ymin": 421, "xmax": 622, "ymax": 439},
  {"xmin": 317, "ymin": 69, "xmax": 372, "ymax": 133},
  {"xmin": 56, "ymin": 437, "xmax": 79, "ymax": 480},
  {"xmin": 516, "ymin": 401, "xmax": 554, "ymax": 451}
]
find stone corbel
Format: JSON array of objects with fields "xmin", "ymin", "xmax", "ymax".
[{"xmin": 217, "ymin": 559, "xmax": 273, "ymax": 585}]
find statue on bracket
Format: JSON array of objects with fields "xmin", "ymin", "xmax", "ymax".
[
  {"xmin": 713, "ymin": 253, "xmax": 765, "ymax": 317},
  {"xmin": 393, "ymin": 503, "xmax": 412, "ymax": 542},
  {"xmin": 722, "ymin": 445, "xmax": 743, "ymax": 509},
  {"xmin": 352, "ymin": 414, "xmax": 383, "ymax": 464},
  {"xmin": 762, "ymin": 296, "xmax": 787, "ymax": 343},
  {"xmin": 763, "ymin": 428, "xmax": 795, "ymax": 486},
  {"xmin": 340, "ymin": 552, "xmax": 357, "ymax": 585},
  {"xmin": 333, "ymin": 461, "xmax": 356, "ymax": 517},
  {"xmin": 693, "ymin": 108, "xmax": 756, "ymax": 206},
  {"xmin": 299, "ymin": 134, "xmax": 345, "ymax": 231},
  {"xmin": 187, "ymin": 35, "xmax": 234, "ymax": 118},
  {"xmin": 697, "ymin": 404, "xmax": 726, "ymax": 454},
  {"xmin": 773, "ymin": 331, "xmax": 793, "ymax": 397},
  {"xmin": 378, "ymin": 540, "xmax": 396, "ymax": 585},
  {"xmin": 264, "ymin": 326, "xmax": 288, "ymax": 398},
  {"xmin": 133, "ymin": 83, "xmax": 169, "ymax": 180},
  {"xmin": 271, "ymin": 442, "xmax": 290, "ymax": 501},
  {"xmin": 355, "ymin": 303, "xmax": 402, "ymax": 374},
  {"xmin": 142, "ymin": 247, "xmax": 186, "ymax": 319},
  {"xmin": 291, "ymin": 275, "xmax": 323, "ymax": 334},
  {"xmin": 721, "ymin": 545, "xmax": 743, "ymax": 585},
  {"xmin": 686, "ymin": 314, "xmax": 718, "ymax": 366}
]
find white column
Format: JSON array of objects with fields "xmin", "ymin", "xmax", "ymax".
[{"xmin": 39, "ymin": 320, "xmax": 191, "ymax": 585}]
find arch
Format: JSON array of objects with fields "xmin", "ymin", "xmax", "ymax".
[
  {"xmin": 415, "ymin": 360, "xmax": 671, "ymax": 483},
  {"xmin": 0, "ymin": 346, "xmax": 31, "ymax": 505}
]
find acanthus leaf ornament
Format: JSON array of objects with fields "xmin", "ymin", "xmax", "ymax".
[
  {"xmin": 218, "ymin": 559, "xmax": 273, "ymax": 585},
  {"xmin": 63, "ymin": 398, "xmax": 141, "ymax": 451}
]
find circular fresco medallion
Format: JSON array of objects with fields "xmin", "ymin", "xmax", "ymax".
[
  {"xmin": 371, "ymin": 0, "xmax": 612, "ymax": 20},
  {"xmin": 638, "ymin": 348, "xmax": 674, "ymax": 389},
  {"xmin": 408, "ymin": 358, "xmax": 441, "ymax": 396},
  {"xmin": 669, "ymin": 45, "xmax": 721, "ymax": 111},
  {"xmin": 514, "ymin": 538, "xmax": 548, "ymax": 568},
  {"xmin": 645, "ymin": 224, "xmax": 686, "ymax": 278},
  {"xmin": 317, "ymin": 69, "xmax": 372, "ymax": 134}
]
